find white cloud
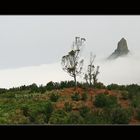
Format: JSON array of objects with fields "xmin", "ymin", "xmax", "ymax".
[
  {"xmin": 97, "ymin": 51, "xmax": 140, "ymax": 85},
  {"xmin": 1, "ymin": 51, "xmax": 140, "ymax": 89},
  {"xmin": 0, "ymin": 63, "xmax": 73, "ymax": 89}
]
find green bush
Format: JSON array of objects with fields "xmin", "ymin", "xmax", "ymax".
[
  {"xmin": 94, "ymin": 82, "xmax": 106, "ymax": 89},
  {"xmin": 46, "ymin": 81, "xmax": 55, "ymax": 91},
  {"xmin": 121, "ymin": 91, "xmax": 129, "ymax": 100},
  {"xmin": 29, "ymin": 101, "xmax": 54, "ymax": 123},
  {"xmin": 64, "ymin": 102, "xmax": 72, "ymax": 112},
  {"xmin": 34, "ymin": 114, "xmax": 46, "ymax": 124},
  {"xmin": 50, "ymin": 93, "xmax": 59, "ymax": 102},
  {"xmin": 131, "ymin": 97, "xmax": 140, "ymax": 108},
  {"xmin": 81, "ymin": 92, "xmax": 88, "ymax": 101},
  {"xmin": 110, "ymin": 107, "xmax": 132, "ymax": 124},
  {"xmin": 29, "ymin": 83, "xmax": 39, "ymax": 93},
  {"xmin": 84, "ymin": 110, "xmax": 111, "ymax": 124},
  {"xmin": 85, "ymin": 107, "xmax": 132, "ymax": 124},
  {"xmin": 107, "ymin": 84, "xmax": 120, "ymax": 90},
  {"xmin": 48, "ymin": 109, "xmax": 68, "ymax": 124},
  {"xmin": 136, "ymin": 108, "xmax": 140, "ymax": 120},
  {"xmin": 94, "ymin": 93, "xmax": 118, "ymax": 108},
  {"xmin": 79, "ymin": 106, "xmax": 90, "ymax": 117},
  {"xmin": 20, "ymin": 104, "xmax": 29, "ymax": 117},
  {"xmin": 71, "ymin": 92, "xmax": 81, "ymax": 101},
  {"xmin": 67, "ymin": 112, "xmax": 85, "ymax": 124},
  {"xmin": 38, "ymin": 85, "xmax": 46, "ymax": 94}
]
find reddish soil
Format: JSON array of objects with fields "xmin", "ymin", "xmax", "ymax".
[{"xmin": 50, "ymin": 87, "xmax": 140, "ymax": 124}]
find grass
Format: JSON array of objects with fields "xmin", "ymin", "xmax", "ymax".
[{"xmin": 0, "ymin": 87, "xmax": 139, "ymax": 124}]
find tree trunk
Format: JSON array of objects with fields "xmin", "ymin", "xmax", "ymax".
[
  {"xmin": 74, "ymin": 74, "xmax": 77, "ymax": 89},
  {"xmin": 93, "ymin": 77, "xmax": 97, "ymax": 88},
  {"xmin": 89, "ymin": 66, "xmax": 92, "ymax": 87},
  {"xmin": 89, "ymin": 75, "xmax": 92, "ymax": 87}
]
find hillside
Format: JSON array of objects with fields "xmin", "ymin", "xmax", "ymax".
[{"xmin": 0, "ymin": 82, "xmax": 140, "ymax": 124}]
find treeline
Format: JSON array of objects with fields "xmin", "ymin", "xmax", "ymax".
[
  {"xmin": 0, "ymin": 81, "xmax": 140, "ymax": 95},
  {"xmin": 107, "ymin": 83, "xmax": 140, "ymax": 93},
  {"xmin": 0, "ymin": 81, "xmax": 105, "ymax": 94},
  {"xmin": 0, "ymin": 81, "xmax": 79, "ymax": 94}
]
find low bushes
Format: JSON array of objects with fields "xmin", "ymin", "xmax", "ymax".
[
  {"xmin": 79, "ymin": 106, "xmax": 90, "ymax": 117},
  {"xmin": 48, "ymin": 109, "xmax": 68, "ymax": 124},
  {"xmin": 110, "ymin": 107, "xmax": 132, "ymax": 124},
  {"xmin": 94, "ymin": 93, "xmax": 118, "ymax": 108},
  {"xmin": 71, "ymin": 92, "xmax": 81, "ymax": 101},
  {"xmin": 121, "ymin": 91, "xmax": 129, "ymax": 100},
  {"xmin": 136, "ymin": 108, "xmax": 140, "ymax": 120},
  {"xmin": 50, "ymin": 93, "xmax": 59, "ymax": 102},
  {"xmin": 67, "ymin": 112, "xmax": 85, "ymax": 124},
  {"xmin": 28, "ymin": 101, "xmax": 54, "ymax": 123},
  {"xmin": 81, "ymin": 92, "xmax": 88, "ymax": 101},
  {"xmin": 64, "ymin": 102, "xmax": 72, "ymax": 112},
  {"xmin": 131, "ymin": 97, "xmax": 140, "ymax": 108}
]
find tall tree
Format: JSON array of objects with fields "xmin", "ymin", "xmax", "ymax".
[
  {"xmin": 88, "ymin": 52, "xmax": 96, "ymax": 86},
  {"xmin": 84, "ymin": 52, "xmax": 100, "ymax": 87},
  {"xmin": 92, "ymin": 65, "xmax": 100, "ymax": 87},
  {"xmin": 61, "ymin": 37, "xmax": 85, "ymax": 88}
]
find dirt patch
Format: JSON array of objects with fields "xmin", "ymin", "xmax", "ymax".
[{"xmin": 118, "ymin": 99, "xmax": 130, "ymax": 108}]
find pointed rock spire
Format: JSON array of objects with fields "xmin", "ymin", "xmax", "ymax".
[{"xmin": 108, "ymin": 38, "xmax": 129, "ymax": 59}]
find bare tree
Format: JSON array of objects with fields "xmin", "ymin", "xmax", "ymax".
[
  {"xmin": 92, "ymin": 65, "xmax": 100, "ymax": 87},
  {"xmin": 84, "ymin": 52, "xmax": 100, "ymax": 87},
  {"xmin": 61, "ymin": 37, "xmax": 85, "ymax": 88},
  {"xmin": 84, "ymin": 73, "xmax": 89, "ymax": 85},
  {"xmin": 88, "ymin": 52, "xmax": 96, "ymax": 86}
]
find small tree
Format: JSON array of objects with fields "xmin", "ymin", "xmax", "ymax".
[
  {"xmin": 61, "ymin": 37, "xmax": 85, "ymax": 88},
  {"xmin": 85, "ymin": 52, "xmax": 95, "ymax": 86},
  {"xmin": 84, "ymin": 52, "xmax": 100, "ymax": 87},
  {"xmin": 92, "ymin": 65, "xmax": 100, "ymax": 87}
]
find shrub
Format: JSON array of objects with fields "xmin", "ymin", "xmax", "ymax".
[
  {"xmin": 64, "ymin": 102, "xmax": 72, "ymax": 112},
  {"xmin": 38, "ymin": 85, "xmax": 46, "ymax": 94},
  {"xmin": 121, "ymin": 91, "xmax": 129, "ymax": 100},
  {"xmin": 79, "ymin": 106, "xmax": 90, "ymax": 117},
  {"xmin": 71, "ymin": 92, "xmax": 81, "ymax": 101},
  {"xmin": 136, "ymin": 108, "xmax": 140, "ymax": 120},
  {"xmin": 107, "ymin": 84, "xmax": 120, "ymax": 90},
  {"xmin": 128, "ymin": 91, "xmax": 140, "ymax": 100},
  {"xmin": 131, "ymin": 97, "xmax": 140, "ymax": 108},
  {"xmin": 110, "ymin": 107, "xmax": 132, "ymax": 124},
  {"xmin": 34, "ymin": 114, "xmax": 46, "ymax": 124},
  {"xmin": 50, "ymin": 93, "xmax": 59, "ymax": 102},
  {"xmin": 20, "ymin": 104, "xmax": 29, "ymax": 117},
  {"xmin": 94, "ymin": 93, "xmax": 118, "ymax": 108},
  {"xmin": 29, "ymin": 83, "xmax": 39, "ymax": 93},
  {"xmin": 67, "ymin": 112, "xmax": 85, "ymax": 124},
  {"xmin": 84, "ymin": 110, "xmax": 111, "ymax": 124},
  {"xmin": 81, "ymin": 92, "xmax": 88, "ymax": 101},
  {"xmin": 46, "ymin": 81, "xmax": 55, "ymax": 91},
  {"xmin": 94, "ymin": 82, "xmax": 106, "ymax": 89},
  {"xmin": 29, "ymin": 101, "xmax": 54, "ymax": 123},
  {"xmin": 48, "ymin": 109, "xmax": 68, "ymax": 124}
]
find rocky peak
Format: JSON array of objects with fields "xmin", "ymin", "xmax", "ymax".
[{"xmin": 108, "ymin": 38, "xmax": 129, "ymax": 59}]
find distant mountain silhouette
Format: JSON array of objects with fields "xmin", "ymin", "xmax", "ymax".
[{"xmin": 108, "ymin": 38, "xmax": 129, "ymax": 60}]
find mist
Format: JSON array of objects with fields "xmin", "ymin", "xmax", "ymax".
[
  {"xmin": 0, "ymin": 49, "xmax": 140, "ymax": 89},
  {"xmin": 0, "ymin": 63, "xmax": 73, "ymax": 89},
  {"xmin": 96, "ymin": 51, "xmax": 140, "ymax": 86},
  {"xmin": 0, "ymin": 16, "xmax": 140, "ymax": 88}
]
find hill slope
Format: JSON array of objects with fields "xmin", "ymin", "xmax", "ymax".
[{"xmin": 0, "ymin": 85, "xmax": 140, "ymax": 124}]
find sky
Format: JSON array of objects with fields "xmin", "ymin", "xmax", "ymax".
[{"xmin": 0, "ymin": 15, "xmax": 140, "ymax": 88}]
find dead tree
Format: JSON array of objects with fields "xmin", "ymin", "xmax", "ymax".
[
  {"xmin": 92, "ymin": 65, "xmax": 100, "ymax": 87},
  {"xmin": 84, "ymin": 52, "xmax": 100, "ymax": 87},
  {"xmin": 61, "ymin": 37, "xmax": 85, "ymax": 89}
]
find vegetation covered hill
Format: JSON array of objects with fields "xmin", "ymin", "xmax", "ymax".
[{"xmin": 0, "ymin": 81, "xmax": 140, "ymax": 124}]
